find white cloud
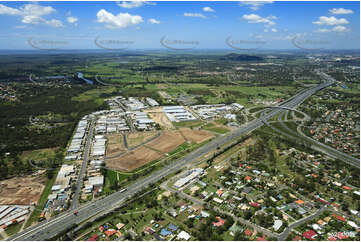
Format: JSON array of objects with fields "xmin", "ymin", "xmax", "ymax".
[
  {"xmin": 21, "ymin": 4, "xmax": 55, "ymax": 17},
  {"xmin": 329, "ymin": 8, "xmax": 353, "ymax": 15},
  {"xmin": 45, "ymin": 19, "xmax": 64, "ymax": 28},
  {"xmin": 22, "ymin": 15, "xmax": 43, "ymax": 25},
  {"xmin": 184, "ymin": 13, "xmax": 206, "ymax": 19},
  {"xmin": 148, "ymin": 18, "xmax": 160, "ymax": 24},
  {"xmin": 315, "ymin": 28, "xmax": 331, "ymax": 33},
  {"xmin": 96, "ymin": 9, "xmax": 143, "ymax": 29},
  {"xmin": 312, "ymin": 16, "xmax": 349, "ymax": 26},
  {"xmin": 268, "ymin": 15, "xmax": 277, "ymax": 20},
  {"xmin": 0, "ymin": 4, "xmax": 22, "ymax": 15},
  {"xmin": 202, "ymin": 7, "xmax": 215, "ymax": 12},
  {"xmin": 332, "ymin": 25, "xmax": 350, "ymax": 32},
  {"xmin": 0, "ymin": 3, "xmax": 63, "ymax": 27},
  {"xmin": 239, "ymin": 1, "xmax": 274, "ymax": 11},
  {"xmin": 315, "ymin": 25, "xmax": 350, "ymax": 33},
  {"xmin": 242, "ymin": 14, "xmax": 276, "ymax": 26},
  {"xmin": 271, "ymin": 28, "xmax": 277, "ymax": 32},
  {"xmin": 117, "ymin": 1, "xmax": 154, "ymax": 9},
  {"xmin": 67, "ymin": 16, "xmax": 78, "ymax": 24}
]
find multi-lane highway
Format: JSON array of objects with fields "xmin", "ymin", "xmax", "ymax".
[
  {"xmin": 10, "ymin": 74, "xmax": 338, "ymax": 241},
  {"xmin": 259, "ymin": 80, "xmax": 359, "ymax": 168}
]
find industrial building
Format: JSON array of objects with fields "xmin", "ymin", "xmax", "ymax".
[
  {"xmin": 174, "ymin": 168, "xmax": 204, "ymax": 189},
  {"xmin": 89, "ymin": 159, "xmax": 104, "ymax": 169},
  {"xmin": 146, "ymin": 97, "xmax": 159, "ymax": 107},
  {"xmin": 163, "ymin": 106, "xmax": 197, "ymax": 122},
  {"xmin": 123, "ymin": 97, "xmax": 147, "ymax": 111},
  {"xmin": 130, "ymin": 111, "xmax": 156, "ymax": 131},
  {"xmin": 40, "ymin": 164, "xmax": 77, "ymax": 218},
  {"xmin": 52, "ymin": 164, "xmax": 75, "ymax": 191},
  {"xmin": 91, "ymin": 135, "xmax": 106, "ymax": 157},
  {"xmin": 0, "ymin": 205, "xmax": 30, "ymax": 229},
  {"xmin": 66, "ymin": 117, "xmax": 89, "ymax": 160},
  {"xmin": 95, "ymin": 111, "xmax": 130, "ymax": 134},
  {"xmin": 191, "ymin": 103, "xmax": 244, "ymax": 120},
  {"xmin": 84, "ymin": 176, "xmax": 104, "ymax": 194}
]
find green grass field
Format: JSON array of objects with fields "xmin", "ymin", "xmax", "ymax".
[
  {"xmin": 71, "ymin": 86, "xmax": 119, "ymax": 105},
  {"xmin": 20, "ymin": 148, "xmax": 57, "ymax": 163},
  {"xmin": 168, "ymin": 142, "xmax": 191, "ymax": 156},
  {"xmin": 174, "ymin": 120, "xmax": 204, "ymax": 128},
  {"xmin": 4, "ymin": 223, "xmax": 22, "ymax": 237},
  {"xmin": 104, "ymin": 169, "xmax": 130, "ymax": 194},
  {"xmin": 203, "ymin": 123, "xmax": 230, "ymax": 134}
]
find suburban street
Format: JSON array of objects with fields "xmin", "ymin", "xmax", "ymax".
[
  {"xmin": 278, "ymin": 206, "xmax": 327, "ymax": 240},
  {"xmin": 9, "ymin": 74, "xmax": 337, "ymax": 241}
]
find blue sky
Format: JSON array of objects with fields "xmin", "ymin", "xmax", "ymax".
[{"xmin": 0, "ymin": 1, "xmax": 359, "ymax": 50}]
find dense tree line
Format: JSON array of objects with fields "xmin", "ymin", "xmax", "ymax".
[{"xmin": 0, "ymin": 84, "xmax": 107, "ymax": 179}]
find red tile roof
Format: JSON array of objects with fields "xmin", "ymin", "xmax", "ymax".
[
  {"xmin": 249, "ymin": 202, "xmax": 260, "ymax": 208},
  {"xmin": 342, "ymin": 185, "xmax": 351, "ymax": 190},
  {"xmin": 332, "ymin": 214, "xmax": 346, "ymax": 222},
  {"xmin": 336, "ymin": 232, "xmax": 349, "ymax": 240},
  {"xmin": 256, "ymin": 236, "xmax": 267, "ymax": 241},
  {"xmin": 316, "ymin": 197, "xmax": 330, "ymax": 205},
  {"xmin": 212, "ymin": 216, "xmax": 225, "ymax": 227},
  {"xmin": 88, "ymin": 234, "xmax": 98, "ymax": 241},
  {"xmin": 244, "ymin": 229, "xmax": 253, "ymax": 237},
  {"xmin": 303, "ymin": 230, "xmax": 317, "ymax": 240},
  {"xmin": 104, "ymin": 229, "xmax": 117, "ymax": 237}
]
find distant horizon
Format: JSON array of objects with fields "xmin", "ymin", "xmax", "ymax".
[{"xmin": 0, "ymin": 48, "xmax": 359, "ymax": 53}]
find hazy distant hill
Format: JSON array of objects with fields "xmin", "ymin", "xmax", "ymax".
[{"xmin": 221, "ymin": 53, "xmax": 264, "ymax": 61}]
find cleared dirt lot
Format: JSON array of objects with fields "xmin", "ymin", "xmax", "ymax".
[
  {"xmin": 147, "ymin": 131, "xmax": 186, "ymax": 153},
  {"xmin": 179, "ymin": 128, "xmax": 215, "ymax": 144},
  {"xmin": 105, "ymin": 129, "xmax": 212, "ymax": 172},
  {"xmin": 0, "ymin": 175, "xmax": 46, "ymax": 205},
  {"xmin": 145, "ymin": 108, "xmax": 174, "ymax": 130},
  {"xmin": 106, "ymin": 133, "xmax": 126, "ymax": 156},
  {"xmin": 127, "ymin": 131, "xmax": 158, "ymax": 148},
  {"xmin": 105, "ymin": 146, "xmax": 164, "ymax": 171}
]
